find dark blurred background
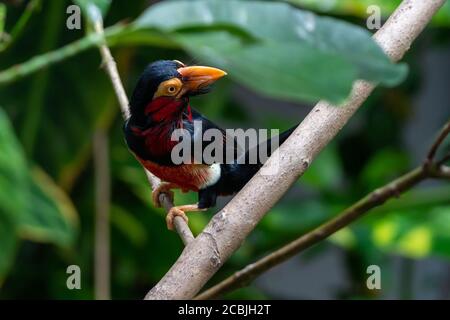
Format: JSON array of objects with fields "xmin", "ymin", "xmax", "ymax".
[{"xmin": 0, "ymin": 0, "xmax": 449, "ymax": 299}]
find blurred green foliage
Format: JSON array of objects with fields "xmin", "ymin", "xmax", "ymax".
[
  {"xmin": 0, "ymin": 0, "xmax": 448, "ymax": 300},
  {"xmin": 0, "ymin": 109, "xmax": 77, "ymax": 283}
]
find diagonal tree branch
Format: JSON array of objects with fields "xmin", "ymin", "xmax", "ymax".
[
  {"xmin": 145, "ymin": 0, "xmax": 447, "ymax": 300},
  {"xmin": 90, "ymin": 8, "xmax": 194, "ymax": 245},
  {"xmin": 195, "ymin": 119, "xmax": 450, "ymax": 300}
]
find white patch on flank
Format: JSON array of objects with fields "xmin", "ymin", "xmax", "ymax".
[{"xmin": 200, "ymin": 163, "xmax": 221, "ymax": 189}]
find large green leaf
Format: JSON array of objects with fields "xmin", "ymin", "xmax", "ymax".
[
  {"xmin": 0, "ymin": 108, "xmax": 28, "ymax": 278},
  {"xmin": 178, "ymin": 31, "xmax": 357, "ymax": 104},
  {"xmin": 0, "ymin": 0, "xmax": 408, "ymax": 105},
  {"xmin": 0, "ymin": 110, "xmax": 28, "ymax": 215},
  {"xmin": 18, "ymin": 168, "xmax": 78, "ymax": 246},
  {"xmin": 134, "ymin": 0, "xmax": 407, "ymax": 104}
]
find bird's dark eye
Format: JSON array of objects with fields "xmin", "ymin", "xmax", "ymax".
[{"xmin": 168, "ymin": 86, "xmax": 176, "ymax": 93}]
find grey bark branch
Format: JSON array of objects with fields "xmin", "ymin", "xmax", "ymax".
[
  {"xmin": 91, "ymin": 14, "xmax": 194, "ymax": 244},
  {"xmin": 145, "ymin": 0, "xmax": 446, "ymax": 300}
]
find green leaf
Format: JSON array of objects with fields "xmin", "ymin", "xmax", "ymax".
[
  {"xmin": 0, "ymin": 108, "xmax": 27, "ymax": 279},
  {"xmin": 0, "ymin": 108, "xmax": 78, "ymax": 280},
  {"xmin": 134, "ymin": 0, "xmax": 407, "ymax": 104},
  {"xmin": 179, "ymin": 31, "xmax": 356, "ymax": 104},
  {"xmin": 17, "ymin": 168, "xmax": 78, "ymax": 247},
  {"xmin": 0, "ymin": 109, "xmax": 29, "ymax": 218}
]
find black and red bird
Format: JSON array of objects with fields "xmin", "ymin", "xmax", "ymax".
[{"xmin": 124, "ymin": 60, "xmax": 296, "ymax": 230}]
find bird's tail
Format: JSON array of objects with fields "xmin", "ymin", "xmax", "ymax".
[
  {"xmin": 272, "ymin": 124, "xmax": 298, "ymax": 151},
  {"xmin": 232, "ymin": 124, "xmax": 298, "ymax": 188},
  {"xmin": 246, "ymin": 123, "xmax": 298, "ymax": 163}
]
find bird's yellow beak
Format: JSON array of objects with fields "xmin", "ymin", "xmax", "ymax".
[{"xmin": 177, "ymin": 66, "xmax": 227, "ymax": 94}]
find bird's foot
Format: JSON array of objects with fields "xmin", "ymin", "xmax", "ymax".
[
  {"xmin": 166, "ymin": 207, "xmax": 189, "ymax": 231},
  {"xmin": 152, "ymin": 183, "xmax": 176, "ymax": 208},
  {"xmin": 166, "ymin": 204, "xmax": 207, "ymax": 231}
]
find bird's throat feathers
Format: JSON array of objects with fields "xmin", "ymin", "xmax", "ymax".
[
  {"xmin": 127, "ymin": 96, "xmax": 194, "ymax": 162},
  {"xmin": 144, "ymin": 96, "xmax": 192, "ymax": 123}
]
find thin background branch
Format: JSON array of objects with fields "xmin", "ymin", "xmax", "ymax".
[
  {"xmin": 426, "ymin": 121, "xmax": 450, "ymax": 163},
  {"xmin": 93, "ymin": 129, "xmax": 111, "ymax": 300}
]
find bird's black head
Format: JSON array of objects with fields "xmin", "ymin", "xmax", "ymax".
[{"xmin": 129, "ymin": 60, "xmax": 227, "ymax": 125}]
